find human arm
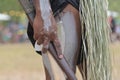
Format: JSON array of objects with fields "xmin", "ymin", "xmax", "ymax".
[{"xmin": 32, "ymin": 0, "xmax": 44, "ymax": 41}]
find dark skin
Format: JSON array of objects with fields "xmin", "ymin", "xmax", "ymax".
[
  {"xmin": 63, "ymin": 4, "xmax": 87, "ymax": 80},
  {"xmin": 32, "ymin": 0, "xmax": 63, "ymax": 58},
  {"xmin": 32, "ymin": 0, "xmax": 87, "ymax": 80},
  {"xmin": 18, "ymin": 0, "xmax": 86, "ymax": 79},
  {"xmin": 32, "ymin": 0, "xmax": 43, "ymax": 40}
]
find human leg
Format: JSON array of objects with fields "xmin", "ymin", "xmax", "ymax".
[{"xmin": 55, "ymin": 4, "xmax": 81, "ymax": 74}]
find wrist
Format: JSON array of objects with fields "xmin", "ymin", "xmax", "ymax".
[
  {"xmin": 35, "ymin": 12, "xmax": 42, "ymax": 19},
  {"xmin": 35, "ymin": 6, "xmax": 41, "ymax": 14},
  {"xmin": 36, "ymin": 9, "xmax": 41, "ymax": 15}
]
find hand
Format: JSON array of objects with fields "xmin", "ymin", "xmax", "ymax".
[
  {"xmin": 49, "ymin": 14, "xmax": 63, "ymax": 59},
  {"xmin": 33, "ymin": 13, "xmax": 44, "ymax": 41},
  {"xmin": 33, "ymin": 12, "xmax": 63, "ymax": 59}
]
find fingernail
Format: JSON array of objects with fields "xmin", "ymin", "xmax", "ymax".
[{"xmin": 59, "ymin": 54, "xmax": 63, "ymax": 59}]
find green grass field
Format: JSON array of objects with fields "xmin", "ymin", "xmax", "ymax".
[{"xmin": 0, "ymin": 42, "xmax": 119, "ymax": 80}]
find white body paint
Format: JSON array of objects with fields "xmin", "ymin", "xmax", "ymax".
[
  {"xmin": 39, "ymin": 0, "xmax": 52, "ymax": 31},
  {"xmin": 35, "ymin": 1, "xmax": 79, "ymax": 79}
]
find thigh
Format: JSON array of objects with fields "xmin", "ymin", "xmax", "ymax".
[{"xmin": 56, "ymin": 4, "xmax": 81, "ymax": 72}]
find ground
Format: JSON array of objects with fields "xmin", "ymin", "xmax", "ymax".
[{"xmin": 0, "ymin": 42, "xmax": 119, "ymax": 80}]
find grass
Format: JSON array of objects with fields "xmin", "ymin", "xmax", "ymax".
[
  {"xmin": 0, "ymin": 43, "xmax": 45, "ymax": 80},
  {"xmin": 110, "ymin": 42, "xmax": 120, "ymax": 80},
  {"xmin": 0, "ymin": 42, "xmax": 119, "ymax": 80},
  {"xmin": 0, "ymin": 43, "xmax": 44, "ymax": 71}
]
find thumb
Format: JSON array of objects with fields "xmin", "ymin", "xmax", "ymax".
[{"xmin": 33, "ymin": 33, "xmax": 39, "ymax": 40}]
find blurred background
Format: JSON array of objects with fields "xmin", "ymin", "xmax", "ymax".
[{"xmin": 0, "ymin": 0, "xmax": 120, "ymax": 80}]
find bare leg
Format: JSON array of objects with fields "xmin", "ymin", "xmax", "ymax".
[
  {"xmin": 61, "ymin": 4, "xmax": 88, "ymax": 80},
  {"xmin": 44, "ymin": 4, "xmax": 83, "ymax": 80},
  {"xmin": 64, "ymin": 5, "xmax": 87, "ymax": 80},
  {"xmin": 62, "ymin": 4, "xmax": 81, "ymax": 73},
  {"xmin": 55, "ymin": 4, "xmax": 82, "ymax": 79}
]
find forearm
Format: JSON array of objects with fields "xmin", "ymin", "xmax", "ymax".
[{"xmin": 33, "ymin": 0, "xmax": 41, "ymax": 14}]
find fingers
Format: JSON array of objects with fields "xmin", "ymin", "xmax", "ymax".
[
  {"xmin": 37, "ymin": 35, "xmax": 44, "ymax": 45},
  {"xmin": 53, "ymin": 38, "xmax": 63, "ymax": 59},
  {"xmin": 42, "ymin": 37, "xmax": 50, "ymax": 53},
  {"xmin": 33, "ymin": 28, "xmax": 44, "ymax": 40},
  {"xmin": 49, "ymin": 28, "xmax": 63, "ymax": 59}
]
